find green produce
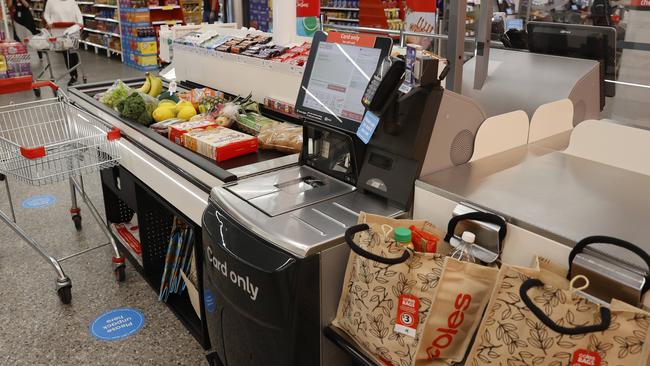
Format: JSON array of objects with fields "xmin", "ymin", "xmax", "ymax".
[
  {"xmin": 158, "ymin": 91, "xmax": 180, "ymax": 103},
  {"xmin": 100, "ymin": 80, "xmax": 132, "ymax": 109},
  {"xmin": 121, "ymin": 92, "xmax": 154, "ymax": 126}
]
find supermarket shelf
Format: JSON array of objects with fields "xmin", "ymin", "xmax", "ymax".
[
  {"xmin": 152, "ymin": 20, "xmax": 183, "ymax": 25},
  {"xmin": 80, "ymin": 40, "xmax": 122, "ymax": 54},
  {"xmin": 85, "ymin": 28, "xmax": 121, "ymax": 38},
  {"xmin": 93, "ymin": 3, "xmax": 118, "ymax": 8},
  {"xmin": 82, "ymin": 14, "xmax": 96, "ymax": 18},
  {"xmin": 327, "ymin": 18, "xmax": 359, "ymax": 22},
  {"xmin": 77, "ymin": 1, "xmax": 94, "ymax": 4},
  {"xmin": 149, "ymin": 5, "xmax": 181, "ymax": 10},
  {"xmin": 96, "ymin": 17, "xmax": 120, "ymax": 23},
  {"xmin": 321, "ymin": 6, "xmax": 359, "ymax": 11}
]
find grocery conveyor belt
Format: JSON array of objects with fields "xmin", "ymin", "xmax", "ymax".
[{"xmin": 69, "ymin": 78, "xmax": 298, "ymax": 192}]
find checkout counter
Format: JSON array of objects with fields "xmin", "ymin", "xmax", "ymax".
[{"xmin": 64, "ymin": 22, "xmax": 645, "ymax": 366}]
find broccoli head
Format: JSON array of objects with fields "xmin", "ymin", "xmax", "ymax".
[{"xmin": 120, "ymin": 92, "xmax": 155, "ymax": 126}]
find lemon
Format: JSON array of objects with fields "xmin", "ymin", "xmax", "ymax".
[
  {"xmin": 177, "ymin": 106, "xmax": 197, "ymax": 121},
  {"xmin": 153, "ymin": 106, "xmax": 175, "ymax": 122},
  {"xmin": 158, "ymin": 100, "xmax": 177, "ymax": 108}
]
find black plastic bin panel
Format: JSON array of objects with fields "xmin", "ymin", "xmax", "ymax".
[
  {"xmin": 136, "ymin": 185, "xmax": 175, "ymax": 287},
  {"xmin": 101, "ymin": 166, "xmax": 138, "ymax": 211}
]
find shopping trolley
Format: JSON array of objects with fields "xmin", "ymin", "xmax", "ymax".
[
  {"xmin": 29, "ymin": 22, "xmax": 87, "ymax": 93},
  {"xmin": 0, "ymin": 81, "xmax": 125, "ymax": 304}
]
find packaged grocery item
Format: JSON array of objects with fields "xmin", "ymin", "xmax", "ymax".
[
  {"xmin": 236, "ymin": 113, "xmax": 279, "ymax": 135},
  {"xmin": 182, "ymin": 127, "xmax": 258, "ymax": 162},
  {"xmin": 150, "ymin": 118, "xmax": 183, "ymax": 137},
  {"xmin": 257, "ymin": 123, "xmax": 303, "ymax": 153},
  {"xmin": 178, "ymin": 88, "xmax": 224, "ymax": 109},
  {"xmin": 168, "ymin": 120, "xmax": 218, "ymax": 145}
]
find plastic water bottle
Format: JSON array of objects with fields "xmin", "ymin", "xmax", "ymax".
[{"xmin": 451, "ymin": 231, "xmax": 477, "ymax": 263}]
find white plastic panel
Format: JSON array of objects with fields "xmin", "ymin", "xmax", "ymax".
[
  {"xmin": 470, "ymin": 110, "xmax": 529, "ymax": 162},
  {"xmin": 529, "ymin": 99, "xmax": 574, "ymax": 143},
  {"xmin": 564, "ymin": 119, "xmax": 650, "ymax": 176}
]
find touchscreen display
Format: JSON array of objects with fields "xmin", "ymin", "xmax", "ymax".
[{"xmin": 301, "ymin": 42, "xmax": 382, "ymax": 123}]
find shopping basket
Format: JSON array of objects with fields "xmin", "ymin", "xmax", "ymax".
[{"xmin": 0, "ymin": 81, "xmax": 126, "ymax": 304}]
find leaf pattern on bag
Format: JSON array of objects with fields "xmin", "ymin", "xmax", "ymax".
[
  {"xmin": 613, "ymin": 329, "xmax": 646, "ymax": 358},
  {"xmin": 336, "ymin": 221, "xmax": 446, "ymax": 366},
  {"xmin": 467, "ymin": 266, "xmax": 650, "ymax": 366}
]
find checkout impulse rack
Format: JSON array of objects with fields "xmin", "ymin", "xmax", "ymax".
[{"xmin": 202, "ymin": 31, "xmax": 482, "ymax": 366}]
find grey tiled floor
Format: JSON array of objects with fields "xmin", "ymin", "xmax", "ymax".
[{"xmin": 0, "ymin": 50, "xmax": 207, "ymax": 365}]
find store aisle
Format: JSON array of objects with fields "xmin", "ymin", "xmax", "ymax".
[{"xmin": 0, "ymin": 51, "xmax": 208, "ymax": 365}]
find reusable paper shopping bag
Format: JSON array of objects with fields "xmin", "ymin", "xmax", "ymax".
[
  {"xmin": 333, "ymin": 213, "xmax": 449, "ymax": 366},
  {"xmin": 466, "ymin": 237, "xmax": 650, "ymax": 366}
]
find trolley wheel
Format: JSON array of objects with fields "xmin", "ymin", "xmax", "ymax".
[
  {"xmin": 114, "ymin": 265, "xmax": 126, "ymax": 282},
  {"xmin": 57, "ymin": 285, "xmax": 72, "ymax": 304},
  {"xmin": 72, "ymin": 214, "xmax": 82, "ymax": 231},
  {"xmin": 34, "ymin": 88, "xmax": 41, "ymax": 97}
]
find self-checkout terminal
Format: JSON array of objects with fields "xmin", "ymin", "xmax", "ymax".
[{"xmin": 202, "ymin": 31, "xmax": 480, "ymax": 366}]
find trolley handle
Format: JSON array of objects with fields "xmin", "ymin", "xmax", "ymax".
[
  {"xmin": 48, "ymin": 22, "xmax": 81, "ymax": 29},
  {"xmin": 31, "ymin": 81, "xmax": 59, "ymax": 92}
]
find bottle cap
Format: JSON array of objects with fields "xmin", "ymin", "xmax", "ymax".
[
  {"xmin": 394, "ymin": 227, "xmax": 412, "ymax": 243},
  {"xmin": 461, "ymin": 231, "xmax": 476, "ymax": 244}
]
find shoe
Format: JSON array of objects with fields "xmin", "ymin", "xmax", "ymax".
[{"xmin": 68, "ymin": 78, "xmax": 77, "ymax": 86}]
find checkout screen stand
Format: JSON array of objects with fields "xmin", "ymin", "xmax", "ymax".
[{"xmin": 296, "ymin": 31, "xmax": 393, "ymax": 188}]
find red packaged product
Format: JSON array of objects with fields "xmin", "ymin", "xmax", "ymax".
[{"xmin": 168, "ymin": 120, "xmax": 218, "ymax": 145}]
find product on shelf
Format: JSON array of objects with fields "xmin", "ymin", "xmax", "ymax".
[
  {"xmin": 0, "ymin": 42, "xmax": 31, "ymax": 78},
  {"xmin": 182, "ymin": 127, "xmax": 259, "ymax": 162},
  {"xmin": 110, "ymin": 216, "xmax": 142, "ymax": 266}
]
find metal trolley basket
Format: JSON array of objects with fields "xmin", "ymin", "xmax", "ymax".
[{"xmin": 0, "ymin": 82, "xmax": 125, "ymax": 304}]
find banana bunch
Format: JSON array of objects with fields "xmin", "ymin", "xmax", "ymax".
[{"xmin": 138, "ymin": 72, "xmax": 163, "ymax": 98}]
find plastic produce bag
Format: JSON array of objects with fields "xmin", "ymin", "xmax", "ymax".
[
  {"xmin": 257, "ymin": 123, "xmax": 303, "ymax": 153},
  {"xmin": 118, "ymin": 91, "xmax": 158, "ymax": 126},
  {"xmin": 100, "ymin": 80, "xmax": 133, "ymax": 109}
]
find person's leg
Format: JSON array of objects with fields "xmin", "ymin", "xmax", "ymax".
[{"xmin": 69, "ymin": 52, "xmax": 79, "ymax": 80}]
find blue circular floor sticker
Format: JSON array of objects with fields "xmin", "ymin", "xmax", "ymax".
[
  {"xmin": 90, "ymin": 308, "xmax": 145, "ymax": 341},
  {"xmin": 21, "ymin": 194, "xmax": 56, "ymax": 209}
]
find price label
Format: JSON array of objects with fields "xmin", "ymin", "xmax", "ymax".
[{"xmin": 162, "ymin": 5, "xmax": 174, "ymax": 10}]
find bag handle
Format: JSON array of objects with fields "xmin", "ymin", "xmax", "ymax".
[
  {"xmin": 444, "ymin": 211, "xmax": 507, "ymax": 243},
  {"xmin": 520, "ymin": 278, "xmax": 611, "ymax": 335},
  {"xmin": 567, "ymin": 235, "xmax": 650, "ymax": 294},
  {"xmin": 345, "ymin": 224, "xmax": 410, "ymax": 265}
]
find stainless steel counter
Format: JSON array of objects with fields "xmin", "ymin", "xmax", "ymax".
[
  {"xmin": 417, "ymin": 141, "xmax": 650, "ymax": 266},
  {"xmin": 462, "ymin": 48, "xmax": 600, "ymax": 122}
]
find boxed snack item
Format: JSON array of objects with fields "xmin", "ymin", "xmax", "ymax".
[
  {"xmin": 236, "ymin": 113, "xmax": 279, "ymax": 135},
  {"xmin": 182, "ymin": 127, "xmax": 258, "ymax": 162},
  {"xmin": 169, "ymin": 120, "xmax": 218, "ymax": 145}
]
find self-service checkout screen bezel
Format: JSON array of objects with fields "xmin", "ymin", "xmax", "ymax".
[{"xmin": 295, "ymin": 31, "xmax": 392, "ymax": 134}]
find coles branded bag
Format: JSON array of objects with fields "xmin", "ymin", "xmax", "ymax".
[
  {"xmin": 332, "ymin": 213, "xmax": 449, "ymax": 366},
  {"xmin": 415, "ymin": 212, "xmax": 504, "ymax": 365},
  {"xmin": 466, "ymin": 237, "xmax": 650, "ymax": 366},
  {"xmin": 415, "ymin": 258, "xmax": 498, "ymax": 365},
  {"xmin": 333, "ymin": 212, "xmax": 505, "ymax": 366}
]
